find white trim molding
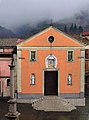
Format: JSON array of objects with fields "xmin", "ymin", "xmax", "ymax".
[
  {"xmin": 80, "ymin": 49, "xmax": 85, "ymax": 93},
  {"xmin": 17, "ymin": 46, "xmax": 85, "ymax": 50},
  {"xmin": 17, "ymin": 49, "xmax": 22, "ymax": 93}
]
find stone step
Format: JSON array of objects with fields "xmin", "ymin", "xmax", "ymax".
[
  {"xmin": 32, "ymin": 96, "xmax": 76, "ymax": 112},
  {"xmin": 32, "ymin": 97, "xmax": 44, "ymax": 109}
]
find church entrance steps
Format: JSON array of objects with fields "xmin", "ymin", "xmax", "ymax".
[{"xmin": 32, "ymin": 96, "xmax": 76, "ymax": 112}]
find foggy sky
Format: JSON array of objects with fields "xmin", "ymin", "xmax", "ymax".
[{"xmin": 0, "ymin": 0, "xmax": 89, "ymax": 29}]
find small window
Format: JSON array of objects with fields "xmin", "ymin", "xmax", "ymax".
[
  {"xmin": 68, "ymin": 51, "xmax": 73, "ymax": 62},
  {"xmin": 0, "ymin": 49, "xmax": 4, "ymax": 52},
  {"xmin": 48, "ymin": 36, "xmax": 54, "ymax": 43},
  {"xmin": 30, "ymin": 73, "xmax": 35, "ymax": 85},
  {"xmin": 7, "ymin": 79, "xmax": 10, "ymax": 86},
  {"xmin": 30, "ymin": 51, "xmax": 36, "ymax": 61},
  {"xmin": 67, "ymin": 74, "xmax": 72, "ymax": 85}
]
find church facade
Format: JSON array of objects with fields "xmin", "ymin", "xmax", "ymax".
[{"xmin": 17, "ymin": 26, "xmax": 85, "ymax": 106}]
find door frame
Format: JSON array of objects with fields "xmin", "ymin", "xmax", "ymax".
[{"xmin": 43, "ymin": 69, "xmax": 60, "ymax": 96}]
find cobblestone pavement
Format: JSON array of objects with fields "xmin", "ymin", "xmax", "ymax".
[{"xmin": 0, "ymin": 97, "xmax": 89, "ymax": 120}]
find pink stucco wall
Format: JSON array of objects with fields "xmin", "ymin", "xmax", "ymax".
[
  {"xmin": 4, "ymin": 49, "xmax": 13, "ymax": 52},
  {"xmin": 0, "ymin": 59, "xmax": 11, "ymax": 96},
  {"xmin": 0, "ymin": 48, "xmax": 13, "ymax": 96},
  {"xmin": 0, "ymin": 60, "xmax": 11, "ymax": 76}
]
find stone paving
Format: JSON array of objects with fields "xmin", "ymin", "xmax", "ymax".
[{"xmin": 32, "ymin": 96, "xmax": 76, "ymax": 112}]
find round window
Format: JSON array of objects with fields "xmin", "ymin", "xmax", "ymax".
[{"xmin": 48, "ymin": 36, "xmax": 54, "ymax": 43}]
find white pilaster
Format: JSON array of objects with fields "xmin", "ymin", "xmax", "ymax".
[
  {"xmin": 80, "ymin": 49, "xmax": 85, "ymax": 93},
  {"xmin": 17, "ymin": 48, "xmax": 21, "ymax": 93}
]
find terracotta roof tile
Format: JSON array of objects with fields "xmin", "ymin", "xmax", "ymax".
[{"xmin": 82, "ymin": 32, "xmax": 89, "ymax": 36}]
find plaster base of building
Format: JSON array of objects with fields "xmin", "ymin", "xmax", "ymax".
[
  {"xmin": 63, "ymin": 98, "xmax": 85, "ymax": 106},
  {"xmin": 17, "ymin": 93, "xmax": 85, "ymax": 106},
  {"xmin": 17, "ymin": 93, "xmax": 43, "ymax": 99},
  {"xmin": 60, "ymin": 92, "xmax": 84, "ymax": 98}
]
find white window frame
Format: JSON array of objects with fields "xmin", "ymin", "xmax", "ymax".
[
  {"xmin": 0, "ymin": 49, "xmax": 4, "ymax": 52},
  {"xmin": 30, "ymin": 73, "xmax": 36, "ymax": 85},
  {"xmin": 67, "ymin": 50, "xmax": 74, "ymax": 62},
  {"xmin": 29, "ymin": 50, "xmax": 37, "ymax": 62},
  {"xmin": 67, "ymin": 74, "xmax": 72, "ymax": 85}
]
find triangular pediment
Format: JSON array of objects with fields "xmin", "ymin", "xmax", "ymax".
[{"xmin": 17, "ymin": 26, "xmax": 84, "ymax": 47}]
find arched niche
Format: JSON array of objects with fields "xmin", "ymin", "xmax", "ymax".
[{"xmin": 45, "ymin": 54, "xmax": 57, "ymax": 69}]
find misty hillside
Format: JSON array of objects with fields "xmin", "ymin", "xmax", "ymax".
[
  {"xmin": 59, "ymin": 10, "xmax": 89, "ymax": 32},
  {"xmin": 14, "ymin": 21, "xmax": 66, "ymax": 38},
  {"xmin": 13, "ymin": 10, "xmax": 89, "ymax": 38},
  {"xmin": 13, "ymin": 21, "xmax": 83, "ymax": 38},
  {"xmin": 75, "ymin": 11, "xmax": 89, "ymax": 32},
  {"xmin": 0, "ymin": 10, "xmax": 89, "ymax": 38},
  {"xmin": 0, "ymin": 26, "xmax": 16, "ymax": 38}
]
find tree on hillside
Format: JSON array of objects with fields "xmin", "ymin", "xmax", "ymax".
[
  {"xmin": 64, "ymin": 25, "xmax": 68, "ymax": 33},
  {"xmin": 69, "ymin": 23, "xmax": 82, "ymax": 34},
  {"xmin": 73, "ymin": 24, "xmax": 78, "ymax": 34},
  {"xmin": 69, "ymin": 23, "xmax": 74, "ymax": 33},
  {"xmin": 78, "ymin": 26, "xmax": 83, "ymax": 34}
]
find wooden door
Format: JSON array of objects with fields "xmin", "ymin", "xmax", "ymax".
[{"xmin": 44, "ymin": 71, "xmax": 58, "ymax": 95}]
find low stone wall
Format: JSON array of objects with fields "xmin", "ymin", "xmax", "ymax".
[{"xmin": 17, "ymin": 98, "xmax": 38, "ymax": 104}]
